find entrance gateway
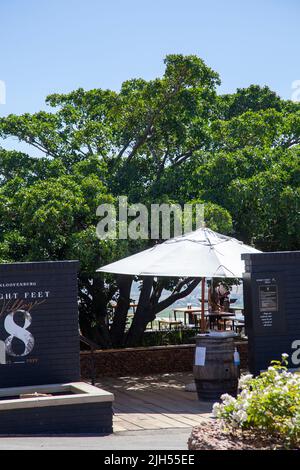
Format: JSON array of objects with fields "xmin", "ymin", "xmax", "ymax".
[
  {"xmin": 0, "ymin": 261, "xmax": 113, "ymax": 435},
  {"xmin": 243, "ymin": 251, "xmax": 300, "ymax": 375}
]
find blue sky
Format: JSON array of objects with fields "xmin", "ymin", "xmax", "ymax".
[{"xmin": 0, "ymin": 0, "xmax": 299, "ymax": 152}]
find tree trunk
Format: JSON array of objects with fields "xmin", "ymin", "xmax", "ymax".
[
  {"xmin": 110, "ymin": 275, "xmax": 133, "ymax": 347},
  {"xmin": 78, "ymin": 275, "xmax": 117, "ymax": 349},
  {"xmin": 125, "ymin": 277, "xmax": 154, "ymax": 347},
  {"xmin": 91, "ymin": 276, "xmax": 113, "ymax": 348},
  {"xmin": 125, "ymin": 277, "xmax": 200, "ymax": 347}
]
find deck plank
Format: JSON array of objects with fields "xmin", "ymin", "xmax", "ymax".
[{"xmin": 96, "ymin": 372, "xmax": 213, "ymax": 432}]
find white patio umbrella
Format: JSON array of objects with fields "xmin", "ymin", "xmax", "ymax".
[
  {"xmin": 97, "ymin": 227, "xmax": 261, "ymax": 330},
  {"xmin": 97, "ymin": 227, "xmax": 260, "ymax": 278}
]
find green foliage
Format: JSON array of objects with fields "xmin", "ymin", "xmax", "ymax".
[
  {"xmin": 141, "ymin": 327, "xmax": 199, "ymax": 347},
  {"xmin": 213, "ymin": 355, "xmax": 300, "ymax": 449},
  {"xmin": 202, "ymin": 201, "xmax": 233, "ymax": 234},
  {"xmin": 218, "ymin": 85, "xmax": 283, "ymax": 119},
  {"xmin": 227, "ymin": 152, "xmax": 300, "ymax": 249}
]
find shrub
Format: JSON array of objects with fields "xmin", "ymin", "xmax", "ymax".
[
  {"xmin": 141, "ymin": 328, "xmax": 200, "ymax": 347},
  {"xmin": 213, "ymin": 354, "xmax": 300, "ymax": 449}
]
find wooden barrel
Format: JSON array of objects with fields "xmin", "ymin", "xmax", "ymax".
[{"xmin": 193, "ymin": 336, "xmax": 238, "ymax": 401}]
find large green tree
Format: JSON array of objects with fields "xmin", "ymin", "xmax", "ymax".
[{"xmin": 0, "ymin": 55, "xmax": 299, "ymax": 347}]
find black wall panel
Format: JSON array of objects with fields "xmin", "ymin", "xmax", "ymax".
[
  {"xmin": 243, "ymin": 252, "xmax": 300, "ymax": 375},
  {"xmin": 0, "ymin": 261, "xmax": 80, "ymax": 387}
]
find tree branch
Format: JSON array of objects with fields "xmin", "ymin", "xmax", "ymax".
[{"xmin": 155, "ymin": 278, "xmax": 199, "ymax": 313}]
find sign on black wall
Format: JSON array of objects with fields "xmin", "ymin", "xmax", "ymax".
[
  {"xmin": 251, "ymin": 274, "xmax": 287, "ymax": 335},
  {"xmin": 0, "ymin": 261, "xmax": 80, "ymax": 387},
  {"xmin": 243, "ymin": 252, "xmax": 300, "ymax": 375}
]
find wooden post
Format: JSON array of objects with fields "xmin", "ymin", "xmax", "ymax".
[{"xmin": 201, "ymin": 277, "xmax": 206, "ymax": 332}]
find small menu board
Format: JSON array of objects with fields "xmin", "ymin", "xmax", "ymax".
[
  {"xmin": 254, "ymin": 275, "xmax": 286, "ymax": 335},
  {"xmin": 259, "ymin": 285, "xmax": 278, "ymax": 312}
]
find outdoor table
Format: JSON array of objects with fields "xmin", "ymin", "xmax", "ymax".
[
  {"xmin": 221, "ymin": 315, "xmax": 237, "ymax": 331},
  {"xmin": 173, "ymin": 307, "xmax": 208, "ymax": 327},
  {"xmin": 208, "ymin": 311, "xmax": 238, "ymax": 330}
]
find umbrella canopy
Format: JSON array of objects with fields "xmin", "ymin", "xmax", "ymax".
[{"xmin": 97, "ymin": 227, "xmax": 261, "ymax": 278}]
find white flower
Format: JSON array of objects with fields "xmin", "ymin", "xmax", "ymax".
[
  {"xmin": 236, "ymin": 409, "xmax": 248, "ymax": 423},
  {"xmin": 237, "ymin": 399, "xmax": 249, "ymax": 411},
  {"xmin": 220, "ymin": 393, "xmax": 231, "ymax": 400},
  {"xmin": 212, "ymin": 402, "xmax": 221, "ymax": 417},
  {"xmin": 220, "ymin": 393, "xmax": 236, "ymax": 405},
  {"xmin": 238, "ymin": 374, "xmax": 253, "ymax": 389}
]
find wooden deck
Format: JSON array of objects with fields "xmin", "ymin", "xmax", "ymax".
[{"xmin": 95, "ymin": 373, "xmax": 213, "ymax": 432}]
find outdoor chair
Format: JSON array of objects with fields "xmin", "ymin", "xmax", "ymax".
[{"xmin": 157, "ymin": 319, "xmax": 183, "ymax": 330}]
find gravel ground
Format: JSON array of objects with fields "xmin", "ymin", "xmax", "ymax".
[{"xmin": 188, "ymin": 421, "xmax": 288, "ymax": 450}]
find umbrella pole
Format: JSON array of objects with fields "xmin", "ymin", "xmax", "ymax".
[{"xmin": 201, "ymin": 277, "xmax": 206, "ymax": 332}]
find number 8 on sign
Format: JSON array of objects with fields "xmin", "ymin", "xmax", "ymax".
[{"xmin": 4, "ymin": 310, "xmax": 35, "ymax": 357}]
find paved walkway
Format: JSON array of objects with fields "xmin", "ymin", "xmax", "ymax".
[
  {"xmin": 0, "ymin": 428, "xmax": 192, "ymax": 450},
  {"xmin": 0, "ymin": 373, "xmax": 213, "ymax": 450},
  {"xmin": 96, "ymin": 372, "xmax": 213, "ymax": 432}
]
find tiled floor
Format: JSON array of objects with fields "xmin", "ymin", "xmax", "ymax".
[{"xmin": 95, "ymin": 373, "xmax": 213, "ymax": 432}]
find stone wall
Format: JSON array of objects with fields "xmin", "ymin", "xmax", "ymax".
[{"xmin": 80, "ymin": 341, "xmax": 248, "ymax": 379}]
